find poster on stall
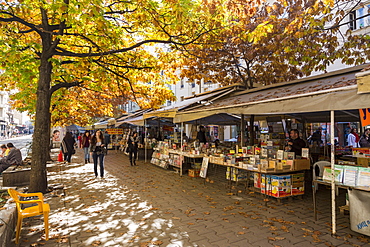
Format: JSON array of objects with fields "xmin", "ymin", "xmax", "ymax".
[
  {"xmin": 359, "ymin": 108, "xmax": 370, "ymax": 127},
  {"xmin": 106, "ymin": 128, "xmax": 124, "ymax": 135},
  {"xmin": 200, "ymin": 157, "xmax": 209, "ymax": 178}
]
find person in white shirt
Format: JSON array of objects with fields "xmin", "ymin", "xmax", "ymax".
[{"xmin": 347, "ymin": 128, "xmax": 358, "ymax": 147}]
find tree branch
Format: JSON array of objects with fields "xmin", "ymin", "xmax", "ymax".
[{"xmin": 0, "ymin": 11, "xmax": 42, "ymax": 35}]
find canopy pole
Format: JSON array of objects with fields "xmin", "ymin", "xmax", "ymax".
[
  {"xmin": 330, "ymin": 110, "xmax": 336, "ymax": 235},
  {"xmin": 240, "ymin": 114, "xmax": 245, "ymax": 147},
  {"xmin": 180, "ymin": 122, "xmax": 184, "ymax": 176},
  {"xmin": 144, "ymin": 119, "xmax": 147, "ymax": 164}
]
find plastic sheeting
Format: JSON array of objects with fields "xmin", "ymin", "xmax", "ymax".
[{"xmin": 348, "ymin": 189, "xmax": 370, "ymax": 237}]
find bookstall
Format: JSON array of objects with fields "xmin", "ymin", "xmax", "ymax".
[{"xmin": 171, "ymin": 64, "xmax": 370, "ymax": 235}]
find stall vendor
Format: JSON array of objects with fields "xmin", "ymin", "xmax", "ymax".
[
  {"xmin": 196, "ymin": 126, "xmax": 207, "ymax": 144},
  {"xmin": 285, "ymin": 129, "xmax": 307, "ymax": 157}
]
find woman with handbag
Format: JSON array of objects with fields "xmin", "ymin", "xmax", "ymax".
[
  {"xmin": 90, "ymin": 130, "xmax": 106, "ymax": 178},
  {"xmin": 61, "ymin": 132, "xmax": 76, "ymax": 163}
]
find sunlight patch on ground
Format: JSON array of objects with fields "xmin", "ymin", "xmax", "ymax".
[{"xmin": 44, "ymin": 162, "xmax": 189, "ymax": 246}]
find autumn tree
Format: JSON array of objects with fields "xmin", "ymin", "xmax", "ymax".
[
  {"xmin": 176, "ymin": 0, "xmax": 370, "ymax": 89},
  {"xmin": 0, "ymin": 0, "xmax": 220, "ymax": 192}
]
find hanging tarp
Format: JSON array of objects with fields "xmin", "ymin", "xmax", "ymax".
[
  {"xmin": 348, "ymin": 189, "xmax": 370, "ymax": 237},
  {"xmin": 174, "ymin": 64, "xmax": 370, "ymax": 123},
  {"xmin": 115, "ymin": 109, "xmax": 152, "ymax": 127},
  {"xmin": 143, "ymin": 88, "xmax": 236, "ymax": 119},
  {"xmin": 185, "ymin": 113, "xmax": 241, "ymax": 125}
]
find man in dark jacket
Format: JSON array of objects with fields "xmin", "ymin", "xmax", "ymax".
[
  {"xmin": 285, "ymin": 129, "xmax": 307, "ymax": 157},
  {"xmin": 359, "ymin": 128, "xmax": 370, "ymax": 147},
  {"xmin": 196, "ymin": 126, "xmax": 207, "ymax": 143},
  {"xmin": 0, "ymin": 143, "xmax": 22, "ymax": 174},
  {"xmin": 104, "ymin": 131, "xmax": 111, "ymax": 155},
  {"xmin": 128, "ymin": 132, "xmax": 140, "ymax": 166}
]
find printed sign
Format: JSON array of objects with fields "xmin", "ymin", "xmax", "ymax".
[
  {"xmin": 200, "ymin": 157, "xmax": 209, "ymax": 178},
  {"xmin": 106, "ymin": 128, "xmax": 124, "ymax": 134},
  {"xmin": 359, "ymin": 108, "xmax": 370, "ymax": 127}
]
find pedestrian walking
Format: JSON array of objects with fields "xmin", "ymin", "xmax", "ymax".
[
  {"xmin": 128, "ymin": 131, "xmax": 140, "ymax": 166},
  {"xmin": 104, "ymin": 131, "xmax": 110, "ymax": 155},
  {"xmin": 81, "ymin": 131, "xmax": 91, "ymax": 164},
  {"xmin": 90, "ymin": 130, "xmax": 106, "ymax": 178},
  {"xmin": 61, "ymin": 132, "xmax": 76, "ymax": 163}
]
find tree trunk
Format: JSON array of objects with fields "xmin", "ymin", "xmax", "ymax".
[{"xmin": 29, "ymin": 56, "xmax": 52, "ymax": 193}]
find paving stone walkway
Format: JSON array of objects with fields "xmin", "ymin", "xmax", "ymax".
[{"xmin": 8, "ymin": 149, "xmax": 370, "ymax": 246}]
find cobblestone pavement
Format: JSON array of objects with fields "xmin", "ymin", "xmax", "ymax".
[{"xmin": 9, "ymin": 149, "xmax": 370, "ymax": 246}]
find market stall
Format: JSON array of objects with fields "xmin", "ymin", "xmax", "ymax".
[{"xmin": 171, "ymin": 64, "xmax": 370, "ymax": 235}]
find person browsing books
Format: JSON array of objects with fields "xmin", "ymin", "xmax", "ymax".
[{"xmin": 285, "ymin": 129, "xmax": 307, "ymax": 157}]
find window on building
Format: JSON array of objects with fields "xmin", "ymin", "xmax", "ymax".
[
  {"xmin": 180, "ymin": 79, "xmax": 184, "ymax": 88},
  {"xmin": 180, "ymin": 96, "xmax": 184, "ymax": 101},
  {"xmin": 349, "ymin": 11, "xmax": 356, "ymax": 30},
  {"xmin": 349, "ymin": 6, "xmax": 370, "ymax": 30},
  {"xmin": 358, "ymin": 7, "xmax": 365, "ymax": 28},
  {"xmin": 191, "ymin": 83, "xmax": 195, "ymax": 88},
  {"xmin": 167, "ymin": 100, "xmax": 171, "ymax": 106}
]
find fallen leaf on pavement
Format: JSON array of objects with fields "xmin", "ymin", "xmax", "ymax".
[
  {"xmin": 275, "ymin": 237, "xmax": 285, "ymax": 240},
  {"xmin": 92, "ymin": 240, "xmax": 101, "ymax": 246},
  {"xmin": 281, "ymin": 226, "xmax": 289, "ymax": 232},
  {"xmin": 312, "ymin": 234, "xmax": 322, "ymax": 242},
  {"xmin": 270, "ymin": 226, "xmax": 278, "ymax": 231},
  {"xmin": 302, "ymin": 228, "xmax": 313, "ymax": 232}
]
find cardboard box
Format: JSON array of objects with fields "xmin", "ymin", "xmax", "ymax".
[
  {"xmin": 271, "ymin": 175, "xmax": 291, "ymax": 187},
  {"xmin": 291, "ymin": 186, "xmax": 305, "ymax": 195},
  {"xmin": 188, "ymin": 169, "xmax": 200, "ymax": 177},
  {"xmin": 291, "ymin": 173, "xmax": 305, "ymax": 187},
  {"xmin": 261, "ymin": 174, "xmax": 272, "ymax": 195},
  {"xmin": 292, "ymin": 173, "xmax": 304, "ymax": 182},
  {"xmin": 357, "ymin": 157, "xmax": 370, "ymax": 167},
  {"xmin": 271, "ymin": 186, "xmax": 292, "ymax": 198},
  {"xmin": 254, "ymin": 172, "xmax": 261, "ymax": 188},
  {"xmin": 293, "ymin": 159, "xmax": 310, "ymax": 170}
]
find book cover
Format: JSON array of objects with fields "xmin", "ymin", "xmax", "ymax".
[
  {"xmin": 287, "ymin": 152, "xmax": 295, "ymax": 160},
  {"xmin": 277, "ymin": 150, "xmax": 284, "ymax": 160},
  {"xmin": 301, "ymin": 148, "xmax": 309, "ymax": 158}
]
